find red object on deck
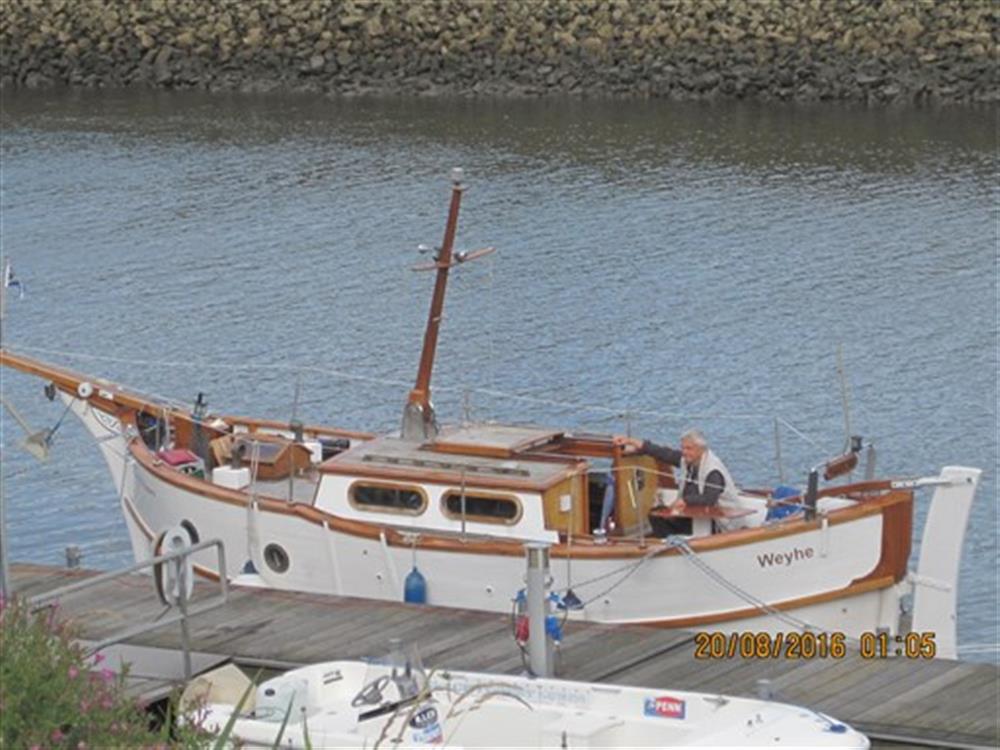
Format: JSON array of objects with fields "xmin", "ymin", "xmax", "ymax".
[
  {"xmin": 158, "ymin": 448, "xmax": 200, "ymax": 466},
  {"xmin": 515, "ymin": 615, "xmax": 529, "ymax": 644}
]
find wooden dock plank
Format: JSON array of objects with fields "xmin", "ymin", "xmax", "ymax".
[
  {"xmin": 557, "ymin": 630, "xmax": 691, "ymax": 684},
  {"xmin": 859, "ymin": 662, "xmax": 992, "ymax": 715},
  {"xmin": 859, "ymin": 666, "xmax": 999, "ymax": 740},
  {"xmin": 843, "ymin": 661, "xmax": 979, "ymax": 724},
  {"xmin": 780, "ymin": 658, "xmax": 942, "ymax": 714}
]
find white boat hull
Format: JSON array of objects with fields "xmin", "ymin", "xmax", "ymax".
[
  {"xmin": 109, "ymin": 433, "xmax": 901, "ymax": 636},
  {"xmin": 191, "ymin": 660, "xmax": 870, "ymax": 749}
]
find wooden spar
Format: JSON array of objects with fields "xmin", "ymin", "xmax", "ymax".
[
  {"xmin": 402, "ymin": 170, "xmax": 464, "ymax": 440},
  {"xmin": 0, "ymin": 348, "xmax": 158, "ymax": 416},
  {"xmin": 0, "ymin": 348, "xmax": 372, "ymax": 442}
]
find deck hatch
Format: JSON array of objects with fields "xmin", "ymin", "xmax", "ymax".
[{"xmin": 361, "ymin": 452, "xmax": 530, "ymax": 477}]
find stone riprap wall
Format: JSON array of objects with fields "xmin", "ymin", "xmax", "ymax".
[{"xmin": 2, "ymin": 0, "xmax": 996, "ymax": 103}]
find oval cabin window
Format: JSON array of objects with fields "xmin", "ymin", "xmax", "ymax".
[
  {"xmin": 442, "ymin": 491, "xmax": 521, "ymax": 525},
  {"xmin": 350, "ymin": 483, "xmax": 427, "ymax": 515}
]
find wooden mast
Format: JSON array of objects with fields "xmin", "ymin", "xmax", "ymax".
[{"xmin": 402, "ymin": 169, "xmax": 464, "ymax": 441}]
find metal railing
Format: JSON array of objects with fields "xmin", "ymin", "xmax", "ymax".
[{"xmin": 30, "ymin": 538, "xmax": 229, "ymax": 680}]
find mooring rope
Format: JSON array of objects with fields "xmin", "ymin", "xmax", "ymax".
[
  {"xmin": 575, "ymin": 543, "xmax": 666, "ymax": 607},
  {"xmin": 665, "ymin": 535, "xmax": 858, "ymax": 638}
]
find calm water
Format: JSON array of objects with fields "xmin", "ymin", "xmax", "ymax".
[{"xmin": 1, "ymin": 91, "xmax": 995, "ymax": 660}]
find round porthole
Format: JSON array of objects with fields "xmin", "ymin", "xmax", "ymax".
[{"xmin": 263, "ymin": 543, "xmax": 289, "ymax": 574}]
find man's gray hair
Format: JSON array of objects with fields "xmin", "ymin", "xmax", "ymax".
[{"xmin": 680, "ymin": 428, "xmax": 708, "ymax": 447}]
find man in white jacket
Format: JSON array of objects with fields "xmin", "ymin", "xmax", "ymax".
[
  {"xmin": 614, "ymin": 428, "xmax": 737, "ymax": 508},
  {"xmin": 614, "ymin": 429, "xmax": 761, "ymax": 533}
]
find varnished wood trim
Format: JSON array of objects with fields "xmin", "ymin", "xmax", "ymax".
[
  {"xmin": 122, "ymin": 494, "xmax": 155, "ymax": 540},
  {"xmin": 430, "ymin": 441, "xmax": 514, "ymax": 459},
  {"xmin": 2, "ymin": 349, "xmax": 164, "ymax": 420},
  {"xmin": 637, "ymin": 576, "xmax": 896, "ymax": 629},
  {"xmin": 227, "ymin": 415, "xmax": 373, "ymax": 441},
  {"xmin": 852, "ymin": 490, "xmax": 912, "ymax": 584},
  {"xmin": 0, "ymin": 349, "xmax": 368, "ymax": 445},
  {"xmin": 541, "ymin": 435, "xmax": 617, "ymax": 458}
]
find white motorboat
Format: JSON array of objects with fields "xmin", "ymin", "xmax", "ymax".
[{"xmin": 184, "ymin": 650, "xmax": 870, "ymax": 748}]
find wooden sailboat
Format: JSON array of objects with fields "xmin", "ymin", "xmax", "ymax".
[{"xmin": 0, "ymin": 171, "xmax": 980, "ymax": 657}]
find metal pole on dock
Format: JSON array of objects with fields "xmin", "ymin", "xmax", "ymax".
[
  {"xmin": 176, "ymin": 555, "xmax": 193, "ymax": 681},
  {"xmin": 0, "ymin": 278, "xmax": 10, "ymax": 598},
  {"xmin": 0, "ymin": 482, "xmax": 10, "ymax": 598},
  {"xmin": 524, "ymin": 542, "xmax": 554, "ymax": 678}
]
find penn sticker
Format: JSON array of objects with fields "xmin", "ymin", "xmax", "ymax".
[{"xmin": 643, "ymin": 696, "xmax": 686, "ymax": 719}]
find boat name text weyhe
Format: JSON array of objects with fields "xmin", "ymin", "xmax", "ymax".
[{"xmin": 756, "ymin": 547, "xmax": 816, "ymax": 568}]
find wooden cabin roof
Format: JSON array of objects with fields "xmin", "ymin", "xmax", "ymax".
[
  {"xmin": 319, "ymin": 431, "xmax": 581, "ymax": 492},
  {"xmin": 431, "ymin": 423, "xmax": 564, "ymax": 457}
]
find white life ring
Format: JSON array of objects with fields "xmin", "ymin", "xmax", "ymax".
[{"xmin": 153, "ymin": 524, "xmax": 195, "ymax": 607}]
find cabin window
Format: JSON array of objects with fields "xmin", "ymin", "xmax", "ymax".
[
  {"xmin": 349, "ymin": 482, "xmax": 427, "ymax": 515},
  {"xmin": 441, "ymin": 491, "xmax": 522, "ymax": 525},
  {"xmin": 263, "ymin": 543, "xmax": 289, "ymax": 573},
  {"xmin": 633, "ymin": 467, "xmax": 646, "ymax": 492}
]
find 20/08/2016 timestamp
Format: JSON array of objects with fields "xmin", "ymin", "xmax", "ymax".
[
  {"xmin": 693, "ymin": 631, "xmax": 937, "ymax": 660},
  {"xmin": 859, "ymin": 631, "xmax": 937, "ymax": 659}
]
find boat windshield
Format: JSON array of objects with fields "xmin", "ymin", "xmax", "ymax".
[{"xmin": 353, "ymin": 639, "xmax": 429, "ymax": 721}]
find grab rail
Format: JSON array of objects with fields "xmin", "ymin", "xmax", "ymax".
[{"xmin": 30, "ymin": 537, "xmax": 228, "ymax": 680}]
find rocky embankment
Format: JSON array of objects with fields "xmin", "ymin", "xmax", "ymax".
[{"xmin": 2, "ymin": 0, "xmax": 996, "ymax": 103}]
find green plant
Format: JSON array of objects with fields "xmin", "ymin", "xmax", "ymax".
[{"xmin": 0, "ymin": 594, "xmax": 213, "ymax": 749}]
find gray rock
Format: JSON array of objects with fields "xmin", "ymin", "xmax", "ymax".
[
  {"xmin": 24, "ymin": 71, "xmax": 53, "ymax": 88},
  {"xmin": 154, "ymin": 45, "xmax": 173, "ymax": 82}
]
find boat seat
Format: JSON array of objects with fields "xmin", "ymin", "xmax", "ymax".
[{"xmin": 181, "ymin": 663, "xmax": 255, "ymax": 714}]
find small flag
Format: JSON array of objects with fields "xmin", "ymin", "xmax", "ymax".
[{"xmin": 3, "ymin": 261, "xmax": 25, "ymax": 299}]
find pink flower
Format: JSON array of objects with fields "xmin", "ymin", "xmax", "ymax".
[
  {"xmin": 52, "ymin": 728, "xmax": 65, "ymax": 741},
  {"xmin": 101, "ymin": 696, "xmax": 114, "ymax": 710},
  {"xmin": 79, "ymin": 699, "xmax": 90, "ymax": 712},
  {"xmin": 99, "ymin": 667, "xmax": 115, "ymax": 682},
  {"xmin": 92, "ymin": 652, "xmax": 105, "ymax": 665},
  {"xmin": 68, "ymin": 666, "xmax": 79, "ymax": 679}
]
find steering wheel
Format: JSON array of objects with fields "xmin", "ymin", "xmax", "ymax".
[{"xmin": 351, "ymin": 675, "xmax": 391, "ymax": 708}]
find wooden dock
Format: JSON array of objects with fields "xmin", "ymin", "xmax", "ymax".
[{"xmin": 11, "ymin": 562, "xmax": 998, "ymax": 749}]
